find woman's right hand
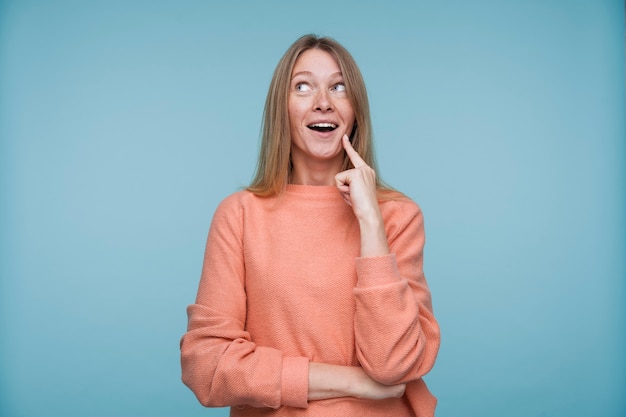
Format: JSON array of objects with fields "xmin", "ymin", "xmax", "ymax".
[
  {"xmin": 308, "ymin": 362, "xmax": 405, "ymax": 401},
  {"xmin": 351, "ymin": 366, "xmax": 406, "ymax": 400}
]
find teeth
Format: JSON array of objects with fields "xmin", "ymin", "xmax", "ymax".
[{"xmin": 308, "ymin": 123, "xmax": 337, "ymax": 128}]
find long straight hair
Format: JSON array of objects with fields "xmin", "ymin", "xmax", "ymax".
[{"xmin": 248, "ymin": 34, "xmax": 392, "ymax": 197}]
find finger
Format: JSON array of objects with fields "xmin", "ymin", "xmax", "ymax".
[
  {"xmin": 342, "ymin": 134, "xmax": 367, "ymax": 168},
  {"xmin": 335, "ymin": 170, "xmax": 349, "ymax": 187}
]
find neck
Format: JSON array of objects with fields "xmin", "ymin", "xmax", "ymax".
[{"xmin": 290, "ymin": 157, "xmax": 343, "ymax": 186}]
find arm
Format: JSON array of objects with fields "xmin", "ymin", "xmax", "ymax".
[
  {"xmin": 335, "ymin": 135, "xmax": 440, "ymax": 385},
  {"xmin": 352, "ymin": 206, "xmax": 440, "ymax": 385},
  {"xmin": 308, "ymin": 362, "xmax": 405, "ymax": 401},
  {"xmin": 180, "ymin": 196, "xmax": 309, "ymax": 409},
  {"xmin": 335, "ymin": 135, "xmax": 390, "ymax": 258}
]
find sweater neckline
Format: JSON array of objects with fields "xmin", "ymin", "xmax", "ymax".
[{"xmin": 284, "ymin": 184, "xmax": 343, "ymax": 199}]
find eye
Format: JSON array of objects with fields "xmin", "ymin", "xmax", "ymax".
[
  {"xmin": 331, "ymin": 83, "xmax": 346, "ymax": 93},
  {"xmin": 295, "ymin": 82, "xmax": 312, "ymax": 92}
]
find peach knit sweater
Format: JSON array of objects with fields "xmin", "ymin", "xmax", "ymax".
[{"xmin": 180, "ymin": 185, "xmax": 440, "ymax": 416}]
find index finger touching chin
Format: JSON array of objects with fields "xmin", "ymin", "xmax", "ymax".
[{"xmin": 342, "ymin": 134, "xmax": 366, "ymax": 168}]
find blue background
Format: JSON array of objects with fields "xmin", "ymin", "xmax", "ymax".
[{"xmin": 1, "ymin": 1, "xmax": 624, "ymax": 416}]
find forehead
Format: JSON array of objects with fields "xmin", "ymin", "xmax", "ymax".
[{"xmin": 291, "ymin": 48, "xmax": 342, "ymax": 77}]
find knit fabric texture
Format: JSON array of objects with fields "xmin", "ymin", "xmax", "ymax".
[{"xmin": 180, "ymin": 184, "xmax": 440, "ymax": 416}]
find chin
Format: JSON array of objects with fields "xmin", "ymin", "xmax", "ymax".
[{"xmin": 310, "ymin": 148, "xmax": 344, "ymax": 162}]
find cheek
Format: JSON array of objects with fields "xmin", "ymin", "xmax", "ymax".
[
  {"xmin": 339, "ymin": 101, "xmax": 355, "ymax": 123},
  {"xmin": 288, "ymin": 101, "xmax": 305, "ymax": 127}
]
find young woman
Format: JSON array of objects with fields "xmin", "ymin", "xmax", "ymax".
[{"xmin": 180, "ymin": 34, "xmax": 440, "ymax": 416}]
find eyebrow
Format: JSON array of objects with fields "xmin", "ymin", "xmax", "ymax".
[{"xmin": 291, "ymin": 71, "xmax": 343, "ymax": 79}]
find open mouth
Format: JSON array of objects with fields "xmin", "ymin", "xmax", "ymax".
[{"xmin": 307, "ymin": 122, "xmax": 338, "ymax": 133}]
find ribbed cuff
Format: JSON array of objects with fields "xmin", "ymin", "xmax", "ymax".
[
  {"xmin": 281, "ymin": 356, "xmax": 309, "ymax": 408},
  {"xmin": 355, "ymin": 254, "xmax": 401, "ymax": 288}
]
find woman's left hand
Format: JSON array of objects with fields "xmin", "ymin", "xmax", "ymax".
[
  {"xmin": 335, "ymin": 135, "xmax": 380, "ymax": 220},
  {"xmin": 335, "ymin": 135, "xmax": 390, "ymax": 257}
]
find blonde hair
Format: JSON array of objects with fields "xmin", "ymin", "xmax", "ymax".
[{"xmin": 248, "ymin": 34, "xmax": 392, "ymax": 197}]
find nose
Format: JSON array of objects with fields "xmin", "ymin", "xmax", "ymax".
[{"xmin": 314, "ymin": 89, "xmax": 333, "ymax": 112}]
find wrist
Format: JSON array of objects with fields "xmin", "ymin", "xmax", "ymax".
[
  {"xmin": 344, "ymin": 366, "xmax": 368, "ymax": 398},
  {"xmin": 358, "ymin": 213, "xmax": 390, "ymax": 257},
  {"xmin": 308, "ymin": 363, "xmax": 358, "ymax": 400}
]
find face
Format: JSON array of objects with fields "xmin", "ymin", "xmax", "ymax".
[{"xmin": 288, "ymin": 48, "xmax": 355, "ymax": 169}]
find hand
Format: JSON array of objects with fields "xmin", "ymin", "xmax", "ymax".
[
  {"xmin": 335, "ymin": 135, "xmax": 390, "ymax": 257},
  {"xmin": 349, "ymin": 366, "xmax": 406, "ymax": 400},
  {"xmin": 308, "ymin": 362, "xmax": 405, "ymax": 401},
  {"xmin": 334, "ymin": 135, "xmax": 380, "ymax": 221}
]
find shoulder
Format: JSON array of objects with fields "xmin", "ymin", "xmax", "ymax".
[
  {"xmin": 213, "ymin": 189, "xmax": 279, "ymax": 219},
  {"xmin": 378, "ymin": 190, "xmax": 425, "ymax": 238},
  {"xmin": 211, "ymin": 190, "xmax": 259, "ymax": 221},
  {"xmin": 378, "ymin": 190, "xmax": 423, "ymax": 219},
  {"xmin": 217, "ymin": 190, "xmax": 255, "ymax": 209},
  {"xmin": 217, "ymin": 190, "xmax": 267, "ymax": 211}
]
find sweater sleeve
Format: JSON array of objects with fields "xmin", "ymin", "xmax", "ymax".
[
  {"xmin": 352, "ymin": 200, "xmax": 440, "ymax": 385},
  {"xmin": 180, "ymin": 195, "xmax": 310, "ymax": 409}
]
